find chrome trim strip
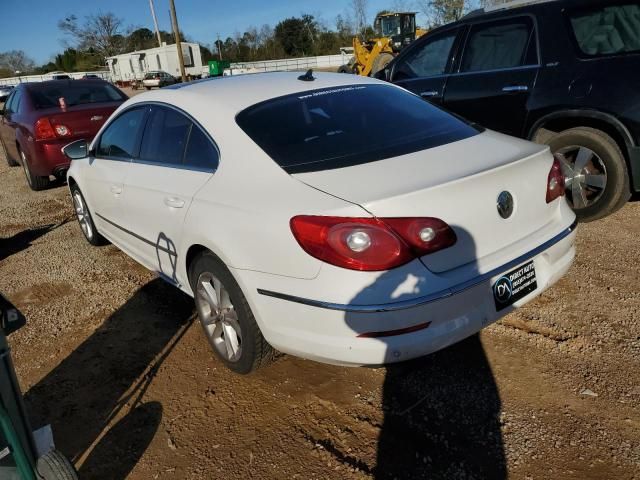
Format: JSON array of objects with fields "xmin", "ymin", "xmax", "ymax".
[
  {"xmin": 257, "ymin": 219, "xmax": 577, "ymax": 313},
  {"xmin": 94, "ymin": 212, "xmax": 174, "ymax": 255}
]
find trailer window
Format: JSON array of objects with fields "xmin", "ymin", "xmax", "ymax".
[{"xmin": 236, "ymin": 84, "xmax": 479, "ymax": 174}]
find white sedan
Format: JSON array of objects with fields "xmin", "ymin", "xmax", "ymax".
[{"xmin": 64, "ymin": 72, "xmax": 576, "ymax": 374}]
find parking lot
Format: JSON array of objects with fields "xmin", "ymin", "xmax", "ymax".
[{"xmin": 0, "ymin": 124, "xmax": 638, "ymax": 479}]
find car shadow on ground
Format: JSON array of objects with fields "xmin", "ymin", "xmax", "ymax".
[
  {"xmin": 23, "ymin": 278, "xmax": 195, "ymax": 479},
  {"xmin": 0, "ymin": 218, "xmax": 72, "ymax": 261},
  {"xmin": 345, "ymin": 226, "xmax": 506, "ymax": 479}
]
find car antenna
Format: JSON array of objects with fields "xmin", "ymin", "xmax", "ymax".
[{"xmin": 298, "ymin": 69, "xmax": 315, "ymax": 81}]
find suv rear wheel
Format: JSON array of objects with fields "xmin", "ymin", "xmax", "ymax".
[{"xmin": 546, "ymin": 127, "xmax": 630, "ymax": 222}]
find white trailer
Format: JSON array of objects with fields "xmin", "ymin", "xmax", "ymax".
[{"xmin": 106, "ymin": 42, "xmax": 203, "ymax": 84}]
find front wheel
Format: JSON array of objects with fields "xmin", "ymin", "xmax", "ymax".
[
  {"xmin": 189, "ymin": 251, "xmax": 274, "ymax": 374},
  {"xmin": 546, "ymin": 127, "xmax": 630, "ymax": 222},
  {"xmin": 70, "ymin": 184, "xmax": 107, "ymax": 246}
]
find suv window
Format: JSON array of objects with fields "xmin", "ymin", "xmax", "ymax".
[
  {"xmin": 236, "ymin": 84, "xmax": 479, "ymax": 174},
  {"xmin": 460, "ymin": 17, "xmax": 535, "ymax": 72},
  {"xmin": 568, "ymin": 3, "xmax": 640, "ymax": 56},
  {"xmin": 97, "ymin": 107, "xmax": 146, "ymax": 159},
  {"xmin": 394, "ymin": 30, "xmax": 457, "ymax": 79},
  {"xmin": 139, "ymin": 106, "xmax": 191, "ymax": 165}
]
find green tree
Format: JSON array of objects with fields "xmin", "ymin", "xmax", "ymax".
[{"xmin": 274, "ymin": 17, "xmax": 314, "ymax": 57}]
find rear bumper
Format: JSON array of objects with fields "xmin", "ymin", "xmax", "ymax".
[
  {"xmin": 27, "ymin": 140, "xmax": 71, "ymax": 177},
  {"xmin": 240, "ymin": 220, "xmax": 577, "ymax": 366}
]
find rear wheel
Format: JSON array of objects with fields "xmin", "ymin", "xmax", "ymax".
[
  {"xmin": 546, "ymin": 127, "xmax": 630, "ymax": 222},
  {"xmin": 370, "ymin": 52, "xmax": 394, "ymax": 76},
  {"xmin": 70, "ymin": 184, "xmax": 107, "ymax": 246},
  {"xmin": 1, "ymin": 139, "xmax": 18, "ymax": 166},
  {"xmin": 190, "ymin": 251, "xmax": 274, "ymax": 374},
  {"xmin": 20, "ymin": 148, "xmax": 50, "ymax": 191}
]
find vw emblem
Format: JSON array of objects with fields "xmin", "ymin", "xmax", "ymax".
[
  {"xmin": 497, "ymin": 191, "xmax": 514, "ymax": 219},
  {"xmin": 494, "ymin": 276, "xmax": 513, "ymax": 304}
]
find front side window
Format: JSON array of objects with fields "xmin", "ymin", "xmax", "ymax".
[
  {"xmin": 460, "ymin": 18, "xmax": 534, "ymax": 72},
  {"xmin": 569, "ymin": 3, "xmax": 640, "ymax": 56},
  {"xmin": 139, "ymin": 106, "xmax": 191, "ymax": 165},
  {"xmin": 394, "ymin": 30, "xmax": 457, "ymax": 79},
  {"xmin": 236, "ymin": 84, "xmax": 479, "ymax": 174},
  {"xmin": 4, "ymin": 91, "xmax": 17, "ymax": 114},
  {"xmin": 97, "ymin": 108, "xmax": 146, "ymax": 159}
]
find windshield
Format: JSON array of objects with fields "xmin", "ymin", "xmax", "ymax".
[
  {"xmin": 29, "ymin": 83, "xmax": 127, "ymax": 109},
  {"xmin": 145, "ymin": 72, "xmax": 159, "ymax": 79},
  {"xmin": 380, "ymin": 16, "xmax": 401, "ymax": 37},
  {"xmin": 236, "ymin": 84, "xmax": 479, "ymax": 174}
]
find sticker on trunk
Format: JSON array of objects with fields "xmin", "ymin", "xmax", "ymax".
[{"xmin": 493, "ymin": 260, "xmax": 537, "ymax": 311}]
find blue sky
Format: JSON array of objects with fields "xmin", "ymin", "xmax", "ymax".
[{"xmin": 0, "ymin": 0, "xmax": 414, "ymax": 65}]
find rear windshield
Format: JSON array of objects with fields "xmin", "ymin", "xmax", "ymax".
[
  {"xmin": 29, "ymin": 82, "xmax": 127, "ymax": 109},
  {"xmin": 236, "ymin": 84, "xmax": 479, "ymax": 173},
  {"xmin": 145, "ymin": 73, "xmax": 159, "ymax": 79},
  {"xmin": 568, "ymin": 3, "xmax": 640, "ymax": 57}
]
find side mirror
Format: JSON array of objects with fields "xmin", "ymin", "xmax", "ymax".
[
  {"xmin": 0, "ymin": 294, "xmax": 25, "ymax": 336},
  {"xmin": 62, "ymin": 139, "xmax": 89, "ymax": 160}
]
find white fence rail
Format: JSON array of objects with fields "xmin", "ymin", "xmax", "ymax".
[{"xmin": 0, "ymin": 71, "xmax": 111, "ymax": 86}]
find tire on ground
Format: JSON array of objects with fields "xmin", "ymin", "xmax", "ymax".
[
  {"xmin": 189, "ymin": 250, "xmax": 275, "ymax": 374},
  {"xmin": 36, "ymin": 449, "xmax": 78, "ymax": 480},
  {"xmin": 70, "ymin": 184, "xmax": 108, "ymax": 246},
  {"xmin": 370, "ymin": 52, "xmax": 394, "ymax": 77},
  {"xmin": 546, "ymin": 126, "xmax": 631, "ymax": 222},
  {"xmin": 1, "ymin": 139, "xmax": 19, "ymax": 166},
  {"xmin": 20, "ymin": 148, "xmax": 50, "ymax": 191}
]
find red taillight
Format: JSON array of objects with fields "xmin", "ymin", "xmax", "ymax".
[
  {"xmin": 34, "ymin": 118, "xmax": 56, "ymax": 140},
  {"xmin": 290, "ymin": 216, "xmax": 456, "ymax": 271},
  {"xmin": 34, "ymin": 118, "xmax": 72, "ymax": 140},
  {"xmin": 546, "ymin": 155, "xmax": 566, "ymax": 203}
]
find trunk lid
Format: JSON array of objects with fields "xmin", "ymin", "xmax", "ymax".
[
  {"xmin": 293, "ymin": 131, "xmax": 557, "ymax": 273},
  {"xmin": 39, "ymin": 102, "xmax": 121, "ymax": 140}
]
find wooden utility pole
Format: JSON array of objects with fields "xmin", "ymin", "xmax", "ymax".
[
  {"xmin": 149, "ymin": 0, "xmax": 163, "ymax": 47},
  {"xmin": 169, "ymin": 0, "xmax": 187, "ymax": 83}
]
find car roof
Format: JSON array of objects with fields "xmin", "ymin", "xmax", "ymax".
[{"xmin": 128, "ymin": 71, "xmax": 384, "ymax": 114}]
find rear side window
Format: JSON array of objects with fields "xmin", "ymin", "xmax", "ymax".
[
  {"xmin": 568, "ymin": 3, "xmax": 640, "ymax": 56},
  {"xmin": 139, "ymin": 106, "xmax": 191, "ymax": 165},
  {"xmin": 184, "ymin": 126, "xmax": 219, "ymax": 170},
  {"xmin": 236, "ymin": 84, "xmax": 479, "ymax": 174},
  {"xmin": 29, "ymin": 82, "xmax": 127, "ymax": 109},
  {"xmin": 97, "ymin": 108, "xmax": 146, "ymax": 159},
  {"xmin": 461, "ymin": 17, "xmax": 535, "ymax": 72}
]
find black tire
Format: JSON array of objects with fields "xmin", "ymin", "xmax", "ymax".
[
  {"xmin": 371, "ymin": 52, "xmax": 394, "ymax": 76},
  {"xmin": 36, "ymin": 449, "xmax": 78, "ymax": 480},
  {"xmin": 337, "ymin": 65, "xmax": 352, "ymax": 74},
  {"xmin": 1, "ymin": 139, "xmax": 19, "ymax": 166},
  {"xmin": 546, "ymin": 127, "xmax": 631, "ymax": 222},
  {"xmin": 70, "ymin": 184, "xmax": 108, "ymax": 246},
  {"xmin": 19, "ymin": 148, "xmax": 50, "ymax": 191},
  {"xmin": 189, "ymin": 251, "xmax": 274, "ymax": 374}
]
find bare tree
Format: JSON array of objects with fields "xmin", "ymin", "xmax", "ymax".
[
  {"xmin": 416, "ymin": 0, "xmax": 467, "ymax": 26},
  {"xmin": 351, "ymin": 0, "xmax": 369, "ymax": 38},
  {"xmin": 0, "ymin": 50, "xmax": 36, "ymax": 74},
  {"xmin": 58, "ymin": 12, "xmax": 125, "ymax": 59},
  {"xmin": 391, "ymin": 0, "xmax": 413, "ymax": 12}
]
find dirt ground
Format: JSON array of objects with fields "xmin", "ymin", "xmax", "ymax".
[{"xmin": 1, "ymin": 113, "xmax": 639, "ymax": 479}]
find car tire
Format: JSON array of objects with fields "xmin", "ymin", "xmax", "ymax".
[
  {"xmin": 70, "ymin": 184, "xmax": 108, "ymax": 246},
  {"xmin": 189, "ymin": 250, "xmax": 274, "ymax": 374},
  {"xmin": 337, "ymin": 65, "xmax": 352, "ymax": 74},
  {"xmin": 1, "ymin": 139, "xmax": 19, "ymax": 166},
  {"xmin": 36, "ymin": 449, "xmax": 78, "ymax": 480},
  {"xmin": 371, "ymin": 52, "xmax": 394, "ymax": 76},
  {"xmin": 19, "ymin": 148, "xmax": 50, "ymax": 191},
  {"xmin": 546, "ymin": 127, "xmax": 630, "ymax": 222}
]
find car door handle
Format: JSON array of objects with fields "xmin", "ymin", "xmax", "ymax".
[
  {"xmin": 164, "ymin": 197, "xmax": 185, "ymax": 208},
  {"xmin": 502, "ymin": 85, "xmax": 529, "ymax": 92},
  {"xmin": 110, "ymin": 185, "xmax": 122, "ymax": 195},
  {"xmin": 420, "ymin": 90, "xmax": 439, "ymax": 98}
]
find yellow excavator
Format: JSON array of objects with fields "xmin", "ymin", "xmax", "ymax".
[{"xmin": 338, "ymin": 12, "xmax": 427, "ymax": 77}]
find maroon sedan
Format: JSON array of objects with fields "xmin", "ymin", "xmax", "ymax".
[{"xmin": 0, "ymin": 80, "xmax": 127, "ymax": 190}]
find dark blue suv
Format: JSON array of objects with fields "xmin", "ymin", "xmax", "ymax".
[{"xmin": 379, "ymin": 0, "xmax": 640, "ymax": 221}]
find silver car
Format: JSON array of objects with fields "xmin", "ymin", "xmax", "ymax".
[{"xmin": 142, "ymin": 71, "xmax": 176, "ymax": 89}]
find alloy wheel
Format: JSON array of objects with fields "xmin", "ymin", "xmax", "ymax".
[
  {"xmin": 556, "ymin": 146, "xmax": 607, "ymax": 209},
  {"xmin": 72, "ymin": 191, "xmax": 93, "ymax": 240},
  {"xmin": 195, "ymin": 272, "xmax": 243, "ymax": 362}
]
